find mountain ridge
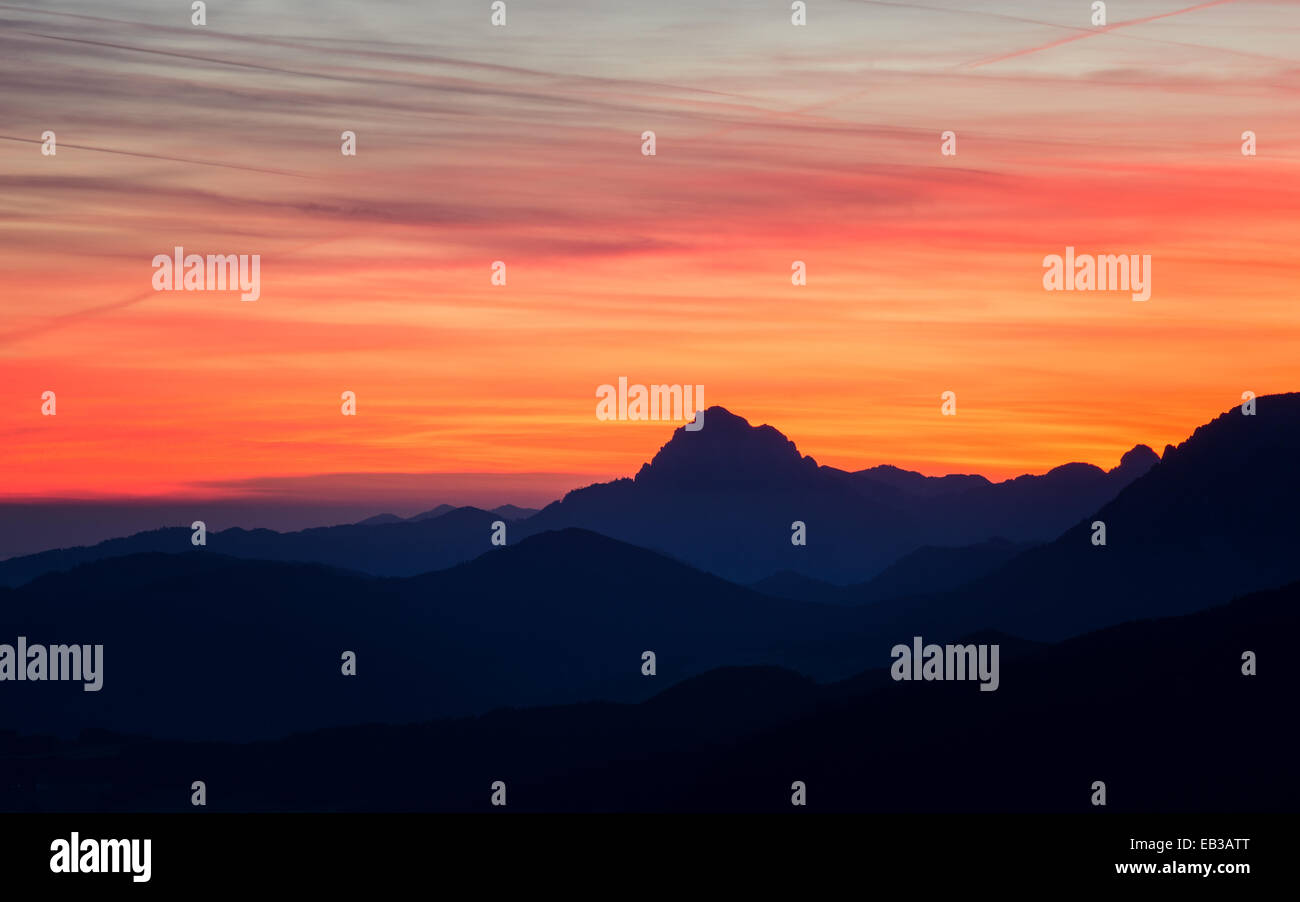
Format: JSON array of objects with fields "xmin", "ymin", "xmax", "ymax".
[{"xmin": 0, "ymin": 399, "xmax": 1271, "ymax": 589}]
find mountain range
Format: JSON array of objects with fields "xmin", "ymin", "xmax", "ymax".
[
  {"xmin": 2, "ymin": 394, "xmax": 1296, "ymax": 746},
  {"xmin": 521, "ymin": 406, "xmax": 1159, "ymax": 583},
  {"xmin": 0, "ymin": 405, "xmax": 1163, "ymax": 588}
]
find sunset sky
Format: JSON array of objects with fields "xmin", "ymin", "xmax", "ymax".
[{"xmin": 2, "ymin": 0, "xmax": 1298, "ymax": 503}]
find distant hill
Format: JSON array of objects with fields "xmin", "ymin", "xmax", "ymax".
[
  {"xmin": 355, "ymin": 513, "xmax": 405, "ymax": 526},
  {"xmin": 408, "ymin": 504, "xmax": 458, "ymax": 521},
  {"xmin": 750, "ymin": 570, "xmax": 853, "ymax": 604},
  {"xmin": 854, "ymin": 537, "xmax": 1036, "ymax": 603},
  {"xmin": 491, "ymin": 504, "xmax": 540, "ymax": 520},
  {"xmin": 355, "ymin": 505, "xmax": 537, "ymax": 527},
  {"xmin": 0, "ymin": 506, "xmax": 505, "ymax": 587},
  {"xmin": 752, "ymin": 538, "xmax": 1037, "ymax": 605}
]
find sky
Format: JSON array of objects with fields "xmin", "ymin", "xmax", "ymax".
[{"xmin": 2, "ymin": 0, "xmax": 1298, "ymax": 504}]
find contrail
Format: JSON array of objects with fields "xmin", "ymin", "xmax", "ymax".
[
  {"xmin": 0, "ymin": 135, "xmax": 312, "ymax": 178},
  {"xmin": 0, "ymin": 3, "xmax": 746, "ymax": 100},
  {"xmin": 853, "ymin": 0, "xmax": 1288, "ymax": 66},
  {"xmin": 0, "ymin": 236, "xmax": 350, "ymax": 348},
  {"xmin": 0, "ymin": 290, "xmax": 156, "ymax": 347},
  {"xmin": 964, "ymin": 0, "xmax": 1246, "ymax": 69},
  {"xmin": 702, "ymin": 0, "xmax": 1267, "ymax": 140}
]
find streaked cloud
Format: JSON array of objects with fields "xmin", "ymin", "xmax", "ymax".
[{"xmin": 2, "ymin": 0, "xmax": 1297, "ymax": 496}]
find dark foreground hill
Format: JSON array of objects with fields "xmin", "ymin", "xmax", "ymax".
[
  {"xmin": 2, "ymin": 578, "xmax": 1292, "ymax": 812},
  {"xmin": 0, "ymin": 531, "xmax": 879, "ymax": 742}
]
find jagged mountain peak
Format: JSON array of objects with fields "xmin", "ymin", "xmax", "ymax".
[{"xmin": 633, "ymin": 406, "xmax": 819, "ymax": 487}]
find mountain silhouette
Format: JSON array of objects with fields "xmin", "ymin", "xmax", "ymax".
[
  {"xmin": 0, "ymin": 402, "xmax": 1275, "ymax": 602},
  {"xmin": 2, "ymin": 397, "xmax": 1292, "ymax": 814},
  {"xmin": 523, "ymin": 406, "xmax": 1157, "ymax": 583}
]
